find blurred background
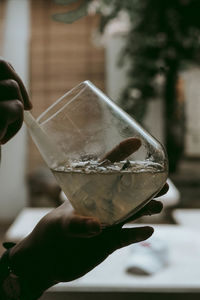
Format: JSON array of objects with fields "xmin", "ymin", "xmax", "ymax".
[{"xmin": 1, "ymin": 0, "xmax": 200, "ymax": 299}]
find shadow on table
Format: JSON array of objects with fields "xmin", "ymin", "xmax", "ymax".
[{"xmin": 41, "ymin": 291, "xmax": 200, "ymax": 300}]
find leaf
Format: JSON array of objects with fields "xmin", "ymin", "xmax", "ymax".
[
  {"xmin": 53, "ymin": 0, "xmax": 80, "ymax": 5},
  {"xmin": 52, "ymin": 1, "xmax": 88, "ymax": 23}
]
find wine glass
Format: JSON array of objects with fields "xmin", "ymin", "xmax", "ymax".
[{"xmin": 24, "ymin": 81, "xmax": 168, "ymax": 226}]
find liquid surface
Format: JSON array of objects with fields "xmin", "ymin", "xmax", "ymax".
[{"xmin": 52, "ymin": 160, "xmax": 167, "ymax": 226}]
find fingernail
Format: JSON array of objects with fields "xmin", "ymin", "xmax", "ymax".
[{"xmin": 86, "ymin": 219, "xmax": 101, "ymax": 234}]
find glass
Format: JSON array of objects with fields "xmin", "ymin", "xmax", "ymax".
[{"xmin": 24, "ymin": 81, "xmax": 168, "ymax": 227}]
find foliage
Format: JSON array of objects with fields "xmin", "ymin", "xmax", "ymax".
[
  {"xmin": 52, "ymin": 0, "xmax": 92, "ymax": 23},
  {"xmin": 97, "ymin": 0, "xmax": 200, "ymax": 120},
  {"xmin": 53, "ymin": 0, "xmax": 200, "ymax": 119},
  {"xmin": 53, "ymin": 0, "xmax": 200, "ymax": 171}
]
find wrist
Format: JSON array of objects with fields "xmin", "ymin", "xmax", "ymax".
[
  {"xmin": 9, "ymin": 239, "xmax": 54, "ymax": 298},
  {"xmin": 0, "ymin": 245, "xmax": 30, "ymax": 300}
]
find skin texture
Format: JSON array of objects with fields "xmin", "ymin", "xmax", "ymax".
[
  {"xmin": 9, "ymin": 195, "xmax": 166, "ymax": 295},
  {"xmin": 0, "ymin": 57, "xmax": 168, "ymax": 296},
  {"xmin": 0, "ymin": 57, "xmax": 32, "ymax": 144}
]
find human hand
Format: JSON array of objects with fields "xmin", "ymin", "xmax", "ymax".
[
  {"xmin": 0, "ymin": 58, "xmax": 32, "ymax": 144},
  {"xmin": 9, "ymin": 130, "xmax": 168, "ymax": 297},
  {"xmin": 8, "ymin": 192, "xmax": 167, "ymax": 296}
]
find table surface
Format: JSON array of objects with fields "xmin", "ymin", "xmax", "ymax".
[
  {"xmin": 5, "ymin": 208, "xmax": 200, "ymax": 293},
  {"xmin": 173, "ymin": 209, "xmax": 200, "ymax": 229}
]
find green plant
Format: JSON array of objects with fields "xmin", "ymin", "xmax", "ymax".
[
  {"xmin": 53, "ymin": 0, "xmax": 200, "ymax": 172},
  {"xmin": 53, "ymin": 0, "xmax": 92, "ymax": 23}
]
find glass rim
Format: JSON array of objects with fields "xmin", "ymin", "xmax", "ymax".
[
  {"xmin": 36, "ymin": 80, "xmax": 163, "ymax": 153},
  {"xmin": 37, "ymin": 80, "xmax": 91, "ymax": 126}
]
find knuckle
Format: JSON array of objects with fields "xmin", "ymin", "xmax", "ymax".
[
  {"xmin": 0, "ymin": 79, "xmax": 19, "ymax": 92},
  {"xmin": 0, "ymin": 100, "xmax": 23, "ymax": 120},
  {"xmin": 0, "ymin": 59, "xmax": 14, "ymax": 75},
  {"xmin": 14, "ymin": 100, "xmax": 24, "ymax": 113},
  {"xmin": 0, "ymin": 57, "xmax": 8, "ymax": 68},
  {"xmin": 8, "ymin": 79, "xmax": 19, "ymax": 90}
]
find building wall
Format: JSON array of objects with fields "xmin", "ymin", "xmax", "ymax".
[
  {"xmin": 29, "ymin": 0, "xmax": 105, "ymax": 172},
  {"xmin": 0, "ymin": 0, "xmax": 30, "ymax": 221}
]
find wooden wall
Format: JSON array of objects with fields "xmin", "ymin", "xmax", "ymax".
[{"xmin": 29, "ymin": 0, "xmax": 105, "ymax": 171}]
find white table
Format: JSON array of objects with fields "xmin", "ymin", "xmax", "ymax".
[
  {"xmin": 48, "ymin": 225, "xmax": 200, "ymax": 290},
  {"xmin": 5, "ymin": 208, "xmax": 52, "ymax": 242},
  {"xmin": 5, "ymin": 209, "xmax": 200, "ymax": 300},
  {"xmin": 173, "ymin": 209, "xmax": 200, "ymax": 230}
]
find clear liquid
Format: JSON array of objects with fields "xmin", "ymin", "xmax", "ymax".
[{"xmin": 52, "ymin": 160, "xmax": 167, "ymax": 226}]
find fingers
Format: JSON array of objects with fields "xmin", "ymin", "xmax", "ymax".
[
  {"xmin": 61, "ymin": 215, "xmax": 102, "ymax": 238},
  {"xmin": 139, "ymin": 199, "xmax": 163, "ymax": 216},
  {"xmin": 110, "ymin": 226, "xmax": 154, "ymax": 252},
  {"xmin": 0, "ymin": 100, "xmax": 24, "ymax": 144},
  {"xmin": 129, "ymin": 200, "xmax": 163, "ymax": 222},
  {"xmin": 154, "ymin": 182, "xmax": 169, "ymax": 198},
  {"xmin": 0, "ymin": 58, "xmax": 32, "ymax": 110},
  {"xmin": 0, "ymin": 79, "xmax": 23, "ymax": 102},
  {"xmin": 0, "ymin": 58, "xmax": 32, "ymax": 143},
  {"xmin": 100, "ymin": 137, "xmax": 141, "ymax": 163},
  {"xmin": 116, "ymin": 199, "xmax": 163, "ymax": 226}
]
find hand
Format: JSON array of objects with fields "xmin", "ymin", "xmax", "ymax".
[
  {"xmin": 0, "ymin": 58, "xmax": 32, "ymax": 144},
  {"xmin": 9, "ymin": 135, "xmax": 168, "ymax": 296},
  {"xmin": 8, "ymin": 113, "xmax": 168, "ymax": 296},
  {"xmin": 8, "ymin": 194, "xmax": 167, "ymax": 295}
]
